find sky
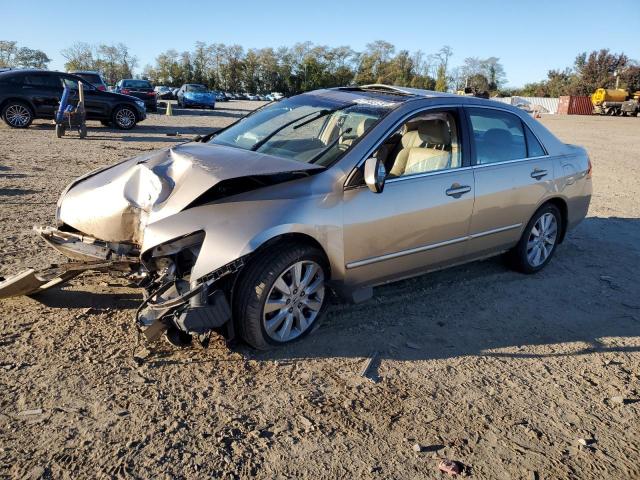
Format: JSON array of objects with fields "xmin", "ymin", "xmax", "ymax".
[{"xmin": 3, "ymin": 0, "xmax": 639, "ymax": 87}]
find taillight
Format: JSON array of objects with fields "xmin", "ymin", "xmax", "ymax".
[
  {"xmin": 148, "ymin": 91, "xmax": 156, "ymax": 96},
  {"xmin": 587, "ymin": 158, "xmax": 593, "ymax": 178},
  {"xmin": 98, "ymin": 85, "xmax": 106, "ymax": 91},
  {"xmin": 121, "ymin": 88, "xmax": 130, "ymax": 94}
]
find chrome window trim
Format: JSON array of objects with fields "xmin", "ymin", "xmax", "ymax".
[
  {"xmin": 385, "ymin": 166, "xmax": 473, "ymax": 184},
  {"xmin": 346, "ymin": 223, "xmax": 522, "ymax": 269},
  {"xmin": 471, "ymin": 154, "xmax": 551, "ymax": 169}
]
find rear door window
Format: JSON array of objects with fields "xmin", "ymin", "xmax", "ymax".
[
  {"xmin": 24, "ymin": 74, "xmax": 61, "ymax": 88},
  {"xmin": 468, "ymin": 108, "xmax": 527, "ymax": 164}
]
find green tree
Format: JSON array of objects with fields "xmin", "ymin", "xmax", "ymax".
[
  {"xmin": 0, "ymin": 41, "xmax": 18, "ymax": 67},
  {"xmin": 14, "ymin": 47, "xmax": 50, "ymax": 69},
  {"xmin": 435, "ymin": 64, "xmax": 447, "ymax": 92}
]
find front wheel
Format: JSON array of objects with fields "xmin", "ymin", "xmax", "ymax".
[
  {"xmin": 507, "ymin": 203, "xmax": 561, "ymax": 274},
  {"xmin": 2, "ymin": 101, "xmax": 33, "ymax": 128},
  {"xmin": 55, "ymin": 123, "xmax": 65, "ymax": 138},
  {"xmin": 234, "ymin": 244, "xmax": 328, "ymax": 349},
  {"xmin": 112, "ymin": 106, "xmax": 137, "ymax": 130}
]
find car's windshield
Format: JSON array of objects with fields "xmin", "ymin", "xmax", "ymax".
[
  {"xmin": 186, "ymin": 84, "xmax": 208, "ymax": 92},
  {"xmin": 209, "ymin": 95, "xmax": 391, "ymax": 166}
]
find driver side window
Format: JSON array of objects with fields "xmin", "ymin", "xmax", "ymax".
[{"xmin": 374, "ymin": 110, "xmax": 462, "ymax": 178}]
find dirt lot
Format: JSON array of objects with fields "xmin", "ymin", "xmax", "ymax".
[{"xmin": 0, "ymin": 102, "xmax": 639, "ymax": 479}]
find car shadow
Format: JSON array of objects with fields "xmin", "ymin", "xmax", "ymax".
[
  {"xmin": 0, "ymin": 188, "xmax": 39, "ymax": 196},
  {"xmin": 243, "ymin": 216, "xmax": 640, "ymax": 366},
  {"xmin": 34, "ymin": 288, "xmax": 141, "ymax": 310}
]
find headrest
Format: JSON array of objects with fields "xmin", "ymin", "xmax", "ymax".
[
  {"xmin": 483, "ymin": 128, "xmax": 513, "ymax": 145},
  {"xmin": 356, "ymin": 117, "xmax": 376, "ymax": 136},
  {"xmin": 417, "ymin": 120, "xmax": 450, "ymax": 145}
]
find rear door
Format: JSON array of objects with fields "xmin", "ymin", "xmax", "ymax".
[{"xmin": 465, "ymin": 107, "xmax": 555, "ymax": 258}]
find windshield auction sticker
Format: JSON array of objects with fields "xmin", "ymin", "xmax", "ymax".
[{"xmin": 352, "ymin": 98, "xmax": 398, "ymax": 108}]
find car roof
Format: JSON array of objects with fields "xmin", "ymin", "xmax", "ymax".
[
  {"xmin": 328, "ymin": 83, "xmax": 530, "ymax": 113},
  {"xmin": 0, "ymin": 69, "xmax": 82, "ymax": 79},
  {"xmin": 69, "ymin": 70, "xmax": 102, "ymax": 74}
]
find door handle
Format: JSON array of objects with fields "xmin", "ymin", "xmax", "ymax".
[
  {"xmin": 530, "ymin": 168, "xmax": 548, "ymax": 180},
  {"xmin": 445, "ymin": 184, "xmax": 471, "ymax": 198}
]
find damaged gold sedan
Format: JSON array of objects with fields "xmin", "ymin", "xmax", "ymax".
[{"xmin": 0, "ymin": 85, "xmax": 592, "ymax": 349}]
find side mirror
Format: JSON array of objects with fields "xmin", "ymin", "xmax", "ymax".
[{"xmin": 364, "ymin": 155, "xmax": 386, "ymax": 193}]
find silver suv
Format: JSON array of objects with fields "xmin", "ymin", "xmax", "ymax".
[{"xmin": 0, "ymin": 85, "xmax": 592, "ymax": 349}]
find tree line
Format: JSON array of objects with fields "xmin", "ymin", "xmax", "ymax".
[
  {"xmin": 505, "ymin": 49, "xmax": 640, "ymax": 97},
  {"xmin": 58, "ymin": 40, "xmax": 507, "ymax": 95},
  {"xmin": 2, "ymin": 38, "xmax": 638, "ymax": 98}
]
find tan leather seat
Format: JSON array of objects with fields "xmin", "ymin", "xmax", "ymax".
[
  {"xmin": 340, "ymin": 117, "xmax": 375, "ymax": 147},
  {"xmin": 390, "ymin": 120, "xmax": 454, "ymax": 176}
]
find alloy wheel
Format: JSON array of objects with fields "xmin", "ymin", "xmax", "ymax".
[
  {"xmin": 526, "ymin": 212, "xmax": 558, "ymax": 267},
  {"xmin": 5, "ymin": 104, "xmax": 31, "ymax": 127},
  {"xmin": 262, "ymin": 260, "xmax": 325, "ymax": 342},
  {"xmin": 115, "ymin": 108, "xmax": 135, "ymax": 128}
]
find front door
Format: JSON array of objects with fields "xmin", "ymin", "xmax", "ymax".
[{"xmin": 343, "ymin": 107, "xmax": 474, "ymax": 287}]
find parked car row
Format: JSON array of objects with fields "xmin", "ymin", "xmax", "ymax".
[
  {"xmin": 0, "ymin": 67, "xmax": 287, "ymax": 131},
  {"xmin": 151, "ymin": 88, "xmax": 283, "ymax": 102}
]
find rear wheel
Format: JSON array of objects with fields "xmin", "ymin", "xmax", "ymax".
[
  {"xmin": 112, "ymin": 105, "xmax": 137, "ymax": 130},
  {"xmin": 79, "ymin": 124, "xmax": 87, "ymax": 139},
  {"xmin": 507, "ymin": 203, "xmax": 561, "ymax": 274},
  {"xmin": 234, "ymin": 243, "xmax": 328, "ymax": 350},
  {"xmin": 100, "ymin": 120, "xmax": 111, "ymax": 127},
  {"xmin": 2, "ymin": 101, "xmax": 33, "ymax": 128}
]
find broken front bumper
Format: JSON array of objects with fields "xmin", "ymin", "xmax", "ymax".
[{"xmin": 0, "ymin": 226, "xmax": 140, "ymax": 300}]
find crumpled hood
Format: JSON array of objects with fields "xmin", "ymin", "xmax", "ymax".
[{"xmin": 57, "ymin": 142, "xmax": 322, "ymax": 244}]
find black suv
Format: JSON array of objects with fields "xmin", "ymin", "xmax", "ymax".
[{"xmin": 0, "ymin": 70, "xmax": 146, "ymax": 129}]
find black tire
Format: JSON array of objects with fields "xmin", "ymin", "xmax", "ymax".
[
  {"xmin": 112, "ymin": 105, "xmax": 137, "ymax": 130},
  {"xmin": 507, "ymin": 203, "xmax": 562, "ymax": 274},
  {"xmin": 2, "ymin": 101, "xmax": 33, "ymax": 128},
  {"xmin": 233, "ymin": 243, "xmax": 329, "ymax": 350},
  {"xmin": 55, "ymin": 123, "xmax": 65, "ymax": 138},
  {"xmin": 100, "ymin": 120, "xmax": 111, "ymax": 127},
  {"xmin": 79, "ymin": 124, "xmax": 87, "ymax": 139}
]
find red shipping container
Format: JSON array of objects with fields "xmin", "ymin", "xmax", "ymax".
[{"xmin": 558, "ymin": 96, "xmax": 593, "ymax": 115}]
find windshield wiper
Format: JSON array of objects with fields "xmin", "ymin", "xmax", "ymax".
[{"xmin": 250, "ymin": 104, "xmax": 353, "ymax": 152}]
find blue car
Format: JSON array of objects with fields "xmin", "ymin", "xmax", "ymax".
[{"xmin": 177, "ymin": 84, "xmax": 216, "ymax": 109}]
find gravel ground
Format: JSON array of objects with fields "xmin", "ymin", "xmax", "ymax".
[{"xmin": 0, "ymin": 102, "xmax": 639, "ymax": 479}]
